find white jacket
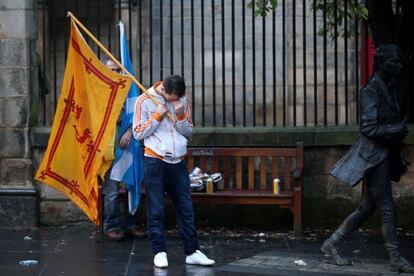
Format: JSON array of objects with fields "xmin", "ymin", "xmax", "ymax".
[{"xmin": 132, "ymin": 84, "xmax": 193, "ymax": 163}]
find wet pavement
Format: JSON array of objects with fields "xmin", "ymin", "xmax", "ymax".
[{"xmin": 0, "ymin": 225, "xmax": 413, "ymax": 275}]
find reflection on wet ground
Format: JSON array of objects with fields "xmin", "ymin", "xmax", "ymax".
[{"xmin": 0, "ymin": 226, "xmax": 413, "ymax": 275}]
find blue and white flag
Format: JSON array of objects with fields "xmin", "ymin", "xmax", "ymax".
[{"xmin": 110, "ymin": 21, "xmax": 143, "ymax": 215}]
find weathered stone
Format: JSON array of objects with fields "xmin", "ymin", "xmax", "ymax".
[
  {"xmin": 2, "ymin": 97, "xmax": 28, "ymax": 127},
  {"xmin": 38, "ymin": 183, "xmax": 67, "ymax": 200},
  {"xmin": 313, "ymin": 129, "xmax": 357, "ymax": 146},
  {"xmin": 393, "ymin": 180, "xmax": 414, "ymax": 198},
  {"xmin": 304, "ymin": 147, "xmax": 348, "ymax": 175},
  {"xmin": 0, "ymin": 0, "xmax": 37, "ymax": 229},
  {"xmin": 0, "ymin": 0, "xmax": 35, "ymax": 10},
  {"xmin": 0, "ymin": 98, "xmax": 3, "ymax": 126},
  {"xmin": 32, "ymin": 146, "xmax": 45, "ymax": 169},
  {"xmin": 303, "ymin": 175, "xmax": 329, "ymax": 198},
  {"xmin": 0, "ymin": 39, "xmax": 31, "ymax": 66},
  {"xmin": 394, "ymin": 196, "xmax": 414, "ymax": 227},
  {"xmin": 0, "ymin": 158, "xmax": 33, "ymax": 187},
  {"xmin": 40, "ymin": 200, "xmax": 89, "ymax": 225},
  {"xmin": 31, "ymin": 126, "xmax": 51, "ymax": 147},
  {"xmin": 0, "ymin": 68, "xmax": 28, "ymax": 97},
  {"xmin": 303, "ymin": 198, "xmax": 361, "ymax": 227},
  {"xmin": 31, "ymin": 149, "xmax": 67, "ymax": 200},
  {"xmin": 0, "ymin": 127, "xmax": 26, "ymax": 157},
  {"xmin": 0, "ymin": 194, "xmax": 37, "ymax": 228},
  {"xmin": 326, "ymin": 177, "xmax": 359, "ymax": 201},
  {"xmin": 194, "ymin": 204, "xmax": 293, "ymax": 228},
  {"xmin": 0, "ymin": 10, "xmax": 36, "ymax": 39}
]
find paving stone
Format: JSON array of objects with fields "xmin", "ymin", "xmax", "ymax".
[{"xmin": 0, "ymin": 226, "xmax": 412, "ymax": 275}]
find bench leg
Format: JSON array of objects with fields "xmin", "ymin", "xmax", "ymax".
[{"xmin": 293, "ymin": 189, "xmax": 302, "ymax": 236}]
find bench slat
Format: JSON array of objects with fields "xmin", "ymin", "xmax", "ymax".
[
  {"xmin": 260, "ymin": 157, "xmax": 266, "ymax": 190},
  {"xmin": 188, "ymin": 156, "xmax": 194, "ymax": 173},
  {"xmin": 248, "ymin": 157, "xmax": 254, "ymax": 190},
  {"xmin": 212, "ymin": 157, "xmax": 219, "ymax": 175},
  {"xmin": 272, "ymin": 156, "xmax": 279, "ymax": 181},
  {"xmin": 236, "ymin": 157, "xmax": 242, "ymax": 190},
  {"xmin": 200, "ymin": 158, "xmax": 207, "ymax": 173},
  {"xmin": 223, "ymin": 157, "xmax": 231, "ymax": 190},
  {"xmin": 284, "ymin": 157, "xmax": 291, "ymax": 192}
]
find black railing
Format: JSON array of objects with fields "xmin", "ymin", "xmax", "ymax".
[{"xmin": 37, "ymin": 0, "xmax": 371, "ymax": 128}]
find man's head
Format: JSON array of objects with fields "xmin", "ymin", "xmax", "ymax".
[
  {"xmin": 105, "ymin": 59, "xmax": 121, "ymax": 73},
  {"xmin": 160, "ymin": 75, "xmax": 186, "ymax": 102},
  {"xmin": 373, "ymin": 44, "xmax": 403, "ymax": 77}
]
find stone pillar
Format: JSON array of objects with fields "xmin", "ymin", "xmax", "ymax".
[{"xmin": 0, "ymin": 0, "xmax": 38, "ymax": 228}]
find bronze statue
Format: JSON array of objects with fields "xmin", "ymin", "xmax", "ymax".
[{"xmin": 322, "ymin": 44, "xmax": 414, "ymax": 273}]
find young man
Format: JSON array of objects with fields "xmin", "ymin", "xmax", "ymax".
[
  {"xmin": 103, "ymin": 59, "xmax": 146, "ymax": 241},
  {"xmin": 133, "ymin": 75, "xmax": 215, "ymax": 268}
]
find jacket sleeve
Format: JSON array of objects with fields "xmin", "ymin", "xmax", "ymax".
[
  {"xmin": 132, "ymin": 96, "xmax": 162, "ymax": 141},
  {"xmin": 359, "ymin": 86, "xmax": 406, "ymax": 143},
  {"xmin": 174, "ymin": 96, "xmax": 193, "ymax": 138}
]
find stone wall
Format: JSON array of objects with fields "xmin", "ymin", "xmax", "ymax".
[
  {"xmin": 32, "ymin": 127, "xmax": 414, "ymax": 229},
  {"xmin": 0, "ymin": 0, "xmax": 38, "ymax": 228}
]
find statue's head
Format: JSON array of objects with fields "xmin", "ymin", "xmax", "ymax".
[{"xmin": 373, "ymin": 44, "xmax": 403, "ymax": 77}]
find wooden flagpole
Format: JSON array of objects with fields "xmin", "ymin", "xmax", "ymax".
[{"xmin": 67, "ymin": 11, "xmax": 176, "ymax": 122}]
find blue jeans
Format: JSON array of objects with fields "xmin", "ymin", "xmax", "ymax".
[
  {"xmin": 103, "ymin": 168, "xmax": 138, "ymax": 232},
  {"xmin": 144, "ymin": 157, "xmax": 199, "ymax": 255}
]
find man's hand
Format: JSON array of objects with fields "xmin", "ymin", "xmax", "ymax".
[
  {"xmin": 156, "ymin": 104, "xmax": 168, "ymax": 117},
  {"xmin": 119, "ymin": 128, "xmax": 132, "ymax": 149},
  {"xmin": 171, "ymin": 100, "xmax": 184, "ymax": 114}
]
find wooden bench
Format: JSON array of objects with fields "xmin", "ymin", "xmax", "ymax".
[
  {"xmin": 187, "ymin": 142, "xmax": 304, "ymax": 235},
  {"xmin": 112, "ymin": 142, "xmax": 304, "ymax": 235}
]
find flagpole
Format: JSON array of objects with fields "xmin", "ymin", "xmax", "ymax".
[{"xmin": 67, "ymin": 11, "xmax": 176, "ymax": 122}]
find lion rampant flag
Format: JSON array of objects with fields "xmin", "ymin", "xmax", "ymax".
[{"xmin": 35, "ymin": 20, "xmax": 132, "ymax": 224}]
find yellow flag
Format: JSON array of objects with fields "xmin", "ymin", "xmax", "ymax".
[{"xmin": 35, "ymin": 20, "xmax": 132, "ymax": 225}]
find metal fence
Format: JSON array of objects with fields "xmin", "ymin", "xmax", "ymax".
[{"xmin": 37, "ymin": 0, "xmax": 370, "ymax": 128}]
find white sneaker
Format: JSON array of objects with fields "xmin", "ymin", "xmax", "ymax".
[
  {"xmin": 154, "ymin": 252, "xmax": 168, "ymax": 268},
  {"xmin": 185, "ymin": 250, "xmax": 215, "ymax": 266}
]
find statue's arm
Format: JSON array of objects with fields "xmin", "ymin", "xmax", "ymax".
[{"xmin": 359, "ymin": 87, "xmax": 406, "ymax": 143}]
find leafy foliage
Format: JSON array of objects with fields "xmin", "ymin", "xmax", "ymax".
[
  {"xmin": 313, "ymin": 0, "xmax": 368, "ymax": 39},
  {"xmin": 247, "ymin": 0, "xmax": 368, "ymax": 39},
  {"xmin": 247, "ymin": 0, "xmax": 278, "ymax": 17}
]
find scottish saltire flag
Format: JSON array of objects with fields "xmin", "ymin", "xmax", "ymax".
[{"xmin": 110, "ymin": 21, "xmax": 143, "ymax": 215}]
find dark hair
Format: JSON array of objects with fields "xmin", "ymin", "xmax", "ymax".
[
  {"xmin": 373, "ymin": 44, "xmax": 402, "ymax": 72},
  {"xmin": 163, "ymin": 75, "xmax": 186, "ymax": 97}
]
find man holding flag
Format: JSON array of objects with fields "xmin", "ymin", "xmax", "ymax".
[
  {"xmin": 102, "ymin": 22, "xmax": 145, "ymax": 240},
  {"xmin": 34, "ymin": 18, "xmax": 133, "ymax": 226}
]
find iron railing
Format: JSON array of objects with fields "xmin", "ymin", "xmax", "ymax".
[{"xmin": 36, "ymin": 0, "xmax": 371, "ymax": 128}]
